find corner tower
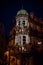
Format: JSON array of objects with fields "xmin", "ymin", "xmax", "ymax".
[{"xmin": 15, "ymin": 9, "xmax": 30, "ymax": 51}]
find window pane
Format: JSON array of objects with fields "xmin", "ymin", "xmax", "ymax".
[
  {"xmin": 23, "ymin": 36, "xmax": 26, "ymax": 45},
  {"xmin": 23, "ymin": 36, "xmax": 26, "ymax": 38},
  {"xmin": 23, "ymin": 21, "xmax": 25, "ymax": 25},
  {"xmin": 18, "ymin": 21, "xmax": 20, "ymax": 26}
]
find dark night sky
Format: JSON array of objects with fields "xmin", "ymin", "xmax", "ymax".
[{"xmin": 0, "ymin": 0, "xmax": 43, "ymax": 37}]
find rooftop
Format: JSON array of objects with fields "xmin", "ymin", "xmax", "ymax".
[{"xmin": 17, "ymin": 9, "xmax": 28, "ymax": 15}]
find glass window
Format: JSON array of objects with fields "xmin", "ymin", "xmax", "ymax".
[
  {"xmin": 18, "ymin": 21, "xmax": 20, "ymax": 26},
  {"xmin": 38, "ymin": 42, "xmax": 42, "ymax": 45},
  {"xmin": 37, "ymin": 25, "xmax": 41, "ymax": 32},
  {"xmin": 23, "ymin": 21, "xmax": 25, "ymax": 26},
  {"xmin": 23, "ymin": 36, "xmax": 26, "ymax": 45},
  {"xmin": 30, "ymin": 22, "xmax": 34, "ymax": 28}
]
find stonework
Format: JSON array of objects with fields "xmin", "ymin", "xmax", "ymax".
[{"xmin": 5, "ymin": 9, "xmax": 43, "ymax": 65}]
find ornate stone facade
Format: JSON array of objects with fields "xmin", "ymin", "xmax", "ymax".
[{"xmin": 5, "ymin": 9, "xmax": 43, "ymax": 65}]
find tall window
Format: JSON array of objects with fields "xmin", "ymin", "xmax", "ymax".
[
  {"xmin": 23, "ymin": 36, "xmax": 26, "ymax": 45},
  {"xmin": 18, "ymin": 21, "xmax": 20, "ymax": 26},
  {"xmin": 23, "ymin": 21, "xmax": 25, "ymax": 26}
]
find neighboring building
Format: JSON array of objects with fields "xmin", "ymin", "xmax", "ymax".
[{"xmin": 5, "ymin": 9, "xmax": 43, "ymax": 65}]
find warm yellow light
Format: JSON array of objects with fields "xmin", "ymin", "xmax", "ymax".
[{"xmin": 38, "ymin": 42, "xmax": 42, "ymax": 45}]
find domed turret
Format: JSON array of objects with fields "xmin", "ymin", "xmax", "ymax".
[
  {"xmin": 17, "ymin": 9, "xmax": 28, "ymax": 15},
  {"xmin": 15, "ymin": 9, "xmax": 30, "ymax": 51}
]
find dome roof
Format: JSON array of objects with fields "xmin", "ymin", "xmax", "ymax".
[{"xmin": 17, "ymin": 9, "xmax": 28, "ymax": 15}]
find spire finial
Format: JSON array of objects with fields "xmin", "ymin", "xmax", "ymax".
[
  {"xmin": 22, "ymin": 5, "xmax": 23, "ymax": 9},
  {"xmin": 21, "ymin": 0, "xmax": 24, "ymax": 9}
]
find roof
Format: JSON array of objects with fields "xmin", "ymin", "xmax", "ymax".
[{"xmin": 17, "ymin": 9, "xmax": 28, "ymax": 15}]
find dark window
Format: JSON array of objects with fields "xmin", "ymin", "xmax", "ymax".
[
  {"xmin": 23, "ymin": 36, "xmax": 26, "ymax": 45},
  {"xmin": 23, "ymin": 21, "xmax": 25, "ymax": 26},
  {"xmin": 18, "ymin": 21, "xmax": 20, "ymax": 26}
]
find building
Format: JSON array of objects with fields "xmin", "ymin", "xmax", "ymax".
[
  {"xmin": 9, "ymin": 9, "xmax": 43, "ymax": 51},
  {"xmin": 5, "ymin": 9, "xmax": 43, "ymax": 65}
]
